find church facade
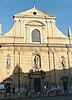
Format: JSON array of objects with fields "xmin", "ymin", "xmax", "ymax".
[{"xmin": 0, "ymin": 7, "xmax": 72, "ymax": 92}]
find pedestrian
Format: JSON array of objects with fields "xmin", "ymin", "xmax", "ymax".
[
  {"xmin": 12, "ymin": 86, "xmax": 15, "ymax": 93},
  {"xmin": 37, "ymin": 91, "xmax": 41, "ymax": 97},
  {"xmin": 5, "ymin": 85, "xmax": 10, "ymax": 97},
  {"xmin": 28, "ymin": 90, "xmax": 31, "ymax": 98},
  {"xmin": 44, "ymin": 84, "xmax": 47, "ymax": 92},
  {"xmin": 25, "ymin": 89, "xmax": 28, "ymax": 97}
]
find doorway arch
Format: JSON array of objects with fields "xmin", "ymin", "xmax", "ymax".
[{"xmin": 61, "ymin": 76, "xmax": 69, "ymax": 90}]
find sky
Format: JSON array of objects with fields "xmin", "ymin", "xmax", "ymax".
[{"xmin": 0, "ymin": 0, "xmax": 72, "ymax": 36}]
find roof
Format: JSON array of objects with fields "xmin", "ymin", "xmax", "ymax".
[{"xmin": 14, "ymin": 7, "xmax": 56, "ymax": 19}]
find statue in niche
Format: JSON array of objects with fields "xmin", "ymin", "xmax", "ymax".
[
  {"xmin": 33, "ymin": 52, "xmax": 41, "ymax": 71},
  {"xmin": 34, "ymin": 55, "xmax": 38, "ymax": 69},
  {"xmin": 61, "ymin": 60, "xmax": 65, "ymax": 67},
  {"xmin": 6, "ymin": 58, "xmax": 11, "ymax": 67},
  {"xmin": 5, "ymin": 54, "xmax": 11, "ymax": 69},
  {"xmin": 61, "ymin": 56, "xmax": 66, "ymax": 68}
]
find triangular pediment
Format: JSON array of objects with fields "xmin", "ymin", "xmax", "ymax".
[{"xmin": 14, "ymin": 7, "xmax": 55, "ymax": 19}]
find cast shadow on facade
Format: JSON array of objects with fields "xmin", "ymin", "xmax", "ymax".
[
  {"xmin": 49, "ymin": 68, "xmax": 71, "ymax": 91},
  {"xmin": 0, "ymin": 64, "xmax": 71, "ymax": 92},
  {"xmin": 0, "ymin": 63, "xmax": 24, "ymax": 93}
]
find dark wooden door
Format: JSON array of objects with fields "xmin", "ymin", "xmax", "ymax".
[{"xmin": 34, "ymin": 78, "xmax": 41, "ymax": 92}]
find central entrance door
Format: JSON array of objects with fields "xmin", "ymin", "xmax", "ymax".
[
  {"xmin": 34, "ymin": 78, "xmax": 41, "ymax": 92},
  {"xmin": 63, "ymin": 81, "xmax": 68, "ymax": 90}
]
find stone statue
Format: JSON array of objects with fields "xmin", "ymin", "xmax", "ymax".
[{"xmin": 34, "ymin": 55, "xmax": 38, "ymax": 68}]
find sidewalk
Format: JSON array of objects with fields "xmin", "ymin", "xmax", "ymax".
[
  {"xmin": 0, "ymin": 92, "xmax": 46, "ymax": 99},
  {"xmin": 0, "ymin": 91, "xmax": 71, "ymax": 99}
]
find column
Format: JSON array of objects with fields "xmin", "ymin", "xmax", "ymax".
[
  {"xmin": 52, "ymin": 52, "xmax": 56, "ymax": 86},
  {"xmin": 48, "ymin": 51, "xmax": 51, "ymax": 84},
  {"xmin": 13, "ymin": 44, "xmax": 15, "ymax": 87},
  {"xmin": 66, "ymin": 45, "xmax": 71, "ymax": 84}
]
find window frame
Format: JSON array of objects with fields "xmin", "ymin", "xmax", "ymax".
[{"xmin": 31, "ymin": 29, "xmax": 41, "ymax": 43}]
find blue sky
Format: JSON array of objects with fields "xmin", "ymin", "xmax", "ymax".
[{"xmin": 0, "ymin": 0, "xmax": 72, "ymax": 36}]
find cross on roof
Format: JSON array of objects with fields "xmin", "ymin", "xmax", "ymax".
[{"xmin": 32, "ymin": 0, "xmax": 37, "ymax": 8}]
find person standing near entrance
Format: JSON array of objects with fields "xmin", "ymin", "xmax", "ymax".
[
  {"xmin": 12, "ymin": 86, "xmax": 15, "ymax": 93},
  {"xmin": 43, "ymin": 84, "xmax": 47, "ymax": 92},
  {"xmin": 5, "ymin": 85, "xmax": 10, "ymax": 97}
]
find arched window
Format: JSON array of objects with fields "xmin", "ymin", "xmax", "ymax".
[{"xmin": 31, "ymin": 29, "xmax": 41, "ymax": 43}]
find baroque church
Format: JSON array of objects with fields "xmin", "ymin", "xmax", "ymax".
[{"xmin": 0, "ymin": 7, "xmax": 72, "ymax": 92}]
